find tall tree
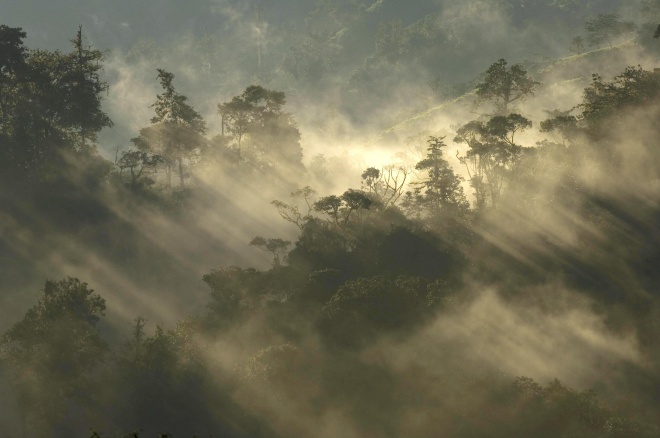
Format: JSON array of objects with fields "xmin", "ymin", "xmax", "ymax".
[
  {"xmin": 132, "ymin": 69, "xmax": 207, "ymax": 190},
  {"xmin": 65, "ymin": 26, "xmax": 113, "ymax": 151},
  {"xmin": 0, "ymin": 26, "xmax": 112, "ymax": 185},
  {"xmin": 0, "ymin": 25, "xmax": 27, "ymax": 125},
  {"xmin": 217, "ymin": 85, "xmax": 303, "ymax": 173},
  {"xmin": 406, "ymin": 136, "xmax": 469, "ymax": 214},
  {"xmin": 475, "ymin": 59, "xmax": 540, "ymax": 116},
  {"xmin": 454, "ymin": 114, "xmax": 531, "ymax": 209}
]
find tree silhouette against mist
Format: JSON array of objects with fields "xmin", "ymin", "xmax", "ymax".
[
  {"xmin": 406, "ymin": 136, "xmax": 469, "ymax": 215},
  {"xmin": 67, "ymin": 26, "xmax": 113, "ymax": 151},
  {"xmin": 454, "ymin": 114, "xmax": 531, "ymax": 209},
  {"xmin": 132, "ymin": 69, "xmax": 207, "ymax": 190},
  {"xmin": 475, "ymin": 59, "xmax": 540, "ymax": 116},
  {"xmin": 217, "ymin": 85, "xmax": 303, "ymax": 173},
  {"xmin": 0, "ymin": 25, "xmax": 112, "ymax": 186}
]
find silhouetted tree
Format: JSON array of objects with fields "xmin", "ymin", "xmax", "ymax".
[
  {"xmin": 249, "ymin": 236, "xmax": 292, "ymax": 266},
  {"xmin": 579, "ymin": 66, "xmax": 660, "ymax": 134},
  {"xmin": 406, "ymin": 136, "xmax": 469, "ymax": 214},
  {"xmin": 218, "ymin": 85, "xmax": 303, "ymax": 174},
  {"xmin": 66, "ymin": 26, "xmax": 113, "ymax": 151},
  {"xmin": 115, "ymin": 150, "xmax": 162, "ymax": 190},
  {"xmin": 361, "ymin": 165, "xmax": 410, "ymax": 207},
  {"xmin": 455, "ymin": 114, "xmax": 531, "ymax": 209},
  {"xmin": 475, "ymin": 59, "xmax": 540, "ymax": 115},
  {"xmin": 313, "ymin": 189, "xmax": 376, "ymax": 228},
  {"xmin": 0, "ymin": 26, "xmax": 112, "ymax": 185},
  {"xmin": 132, "ymin": 69, "xmax": 207, "ymax": 190},
  {"xmin": 271, "ymin": 186, "xmax": 317, "ymax": 230}
]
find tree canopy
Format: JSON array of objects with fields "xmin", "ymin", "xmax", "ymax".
[{"xmin": 475, "ymin": 59, "xmax": 540, "ymax": 115}]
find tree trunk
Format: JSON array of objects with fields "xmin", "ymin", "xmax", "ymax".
[{"xmin": 178, "ymin": 158, "xmax": 185, "ymax": 190}]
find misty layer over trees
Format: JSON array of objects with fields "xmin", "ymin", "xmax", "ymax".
[{"xmin": 1, "ymin": 0, "xmax": 660, "ymax": 437}]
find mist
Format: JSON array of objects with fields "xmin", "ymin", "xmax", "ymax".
[{"xmin": 1, "ymin": 0, "xmax": 660, "ymax": 437}]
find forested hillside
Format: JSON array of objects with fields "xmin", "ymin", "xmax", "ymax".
[{"xmin": 1, "ymin": 1, "xmax": 660, "ymax": 436}]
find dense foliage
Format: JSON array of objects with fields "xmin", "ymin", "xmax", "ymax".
[{"xmin": 1, "ymin": 8, "xmax": 660, "ymax": 437}]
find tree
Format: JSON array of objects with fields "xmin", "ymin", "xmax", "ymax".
[
  {"xmin": 283, "ymin": 32, "xmax": 341, "ymax": 86},
  {"xmin": 569, "ymin": 36, "xmax": 586, "ymax": 55},
  {"xmin": 115, "ymin": 150, "xmax": 162, "ymax": 190},
  {"xmin": 585, "ymin": 14, "xmax": 636, "ymax": 49},
  {"xmin": 313, "ymin": 189, "xmax": 376, "ymax": 228},
  {"xmin": 65, "ymin": 26, "xmax": 113, "ymax": 150},
  {"xmin": 271, "ymin": 186, "xmax": 317, "ymax": 230},
  {"xmin": 407, "ymin": 136, "xmax": 469, "ymax": 214},
  {"xmin": 539, "ymin": 110, "xmax": 580, "ymax": 147},
  {"xmin": 0, "ymin": 27, "xmax": 113, "ymax": 185},
  {"xmin": 475, "ymin": 59, "xmax": 540, "ymax": 115},
  {"xmin": 217, "ymin": 85, "xmax": 303, "ymax": 173},
  {"xmin": 360, "ymin": 165, "xmax": 410, "ymax": 207},
  {"xmin": 0, "ymin": 278, "xmax": 107, "ymax": 437},
  {"xmin": 202, "ymin": 266, "xmax": 260, "ymax": 329},
  {"xmin": 249, "ymin": 236, "xmax": 292, "ymax": 266},
  {"xmin": 454, "ymin": 114, "xmax": 531, "ymax": 208},
  {"xmin": 112, "ymin": 317, "xmax": 222, "ymax": 436},
  {"xmin": 579, "ymin": 66, "xmax": 660, "ymax": 136},
  {"xmin": 132, "ymin": 69, "xmax": 207, "ymax": 190},
  {"xmin": 320, "ymin": 276, "xmax": 441, "ymax": 348},
  {"xmin": 0, "ymin": 25, "xmax": 27, "ymax": 124}
]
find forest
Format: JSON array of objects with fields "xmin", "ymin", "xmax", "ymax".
[{"xmin": 1, "ymin": 0, "xmax": 660, "ymax": 437}]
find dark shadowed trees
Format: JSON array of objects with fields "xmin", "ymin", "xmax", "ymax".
[
  {"xmin": 66, "ymin": 26, "xmax": 113, "ymax": 151},
  {"xmin": 0, "ymin": 26, "xmax": 113, "ymax": 186},
  {"xmin": 0, "ymin": 278, "xmax": 107, "ymax": 437},
  {"xmin": 115, "ymin": 150, "xmax": 162, "ymax": 190},
  {"xmin": 320, "ymin": 275, "xmax": 448, "ymax": 348}
]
